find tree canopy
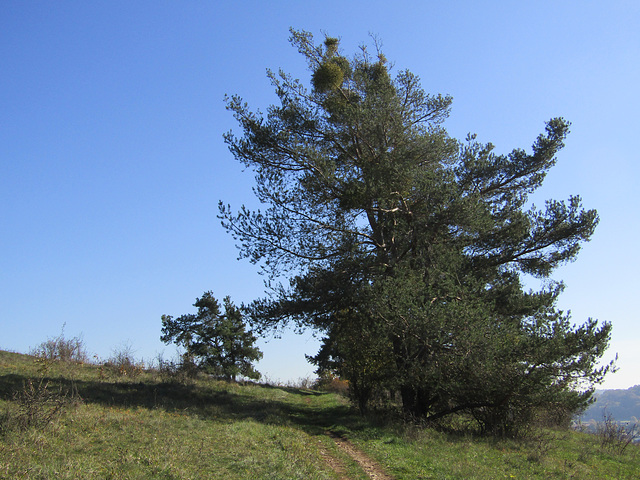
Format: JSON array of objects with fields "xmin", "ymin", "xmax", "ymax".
[
  {"xmin": 219, "ymin": 28, "xmax": 613, "ymax": 433},
  {"xmin": 161, "ymin": 292, "xmax": 262, "ymax": 381}
]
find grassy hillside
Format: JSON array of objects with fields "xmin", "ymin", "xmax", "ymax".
[{"xmin": 1, "ymin": 350, "xmax": 639, "ymax": 479}]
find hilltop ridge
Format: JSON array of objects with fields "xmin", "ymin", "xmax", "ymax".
[{"xmin": 581, "ymin": 385, "xmax": 640, "ymax": 422}]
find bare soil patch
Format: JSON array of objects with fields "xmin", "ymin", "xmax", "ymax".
[
  {"xmin": 324, "ymin": 431, "xmax": 394, "ymax": 480},
  {"xmin": 317, "ymin": 438, "xmax": 350, "ymax": 480}
]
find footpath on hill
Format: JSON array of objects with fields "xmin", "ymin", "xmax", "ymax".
[
  {"xmin": 321, "ymin": 430, "xmax": 394, "ymax": 480},
  {"xmin": 291, "ymin": 389, "xmax": 394, "ymax": 479}
]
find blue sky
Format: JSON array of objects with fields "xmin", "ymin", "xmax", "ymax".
[{"xmin": 1, "ymin": 1, "xmax": 638, "ymax": 389}]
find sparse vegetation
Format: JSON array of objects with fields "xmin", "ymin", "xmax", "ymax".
[
  {"xmin": 155, "ymin": 352, "xmax": 200, "ymax": 384},
  {"xmin": 0, "ymin": 377, "xmax": 79, "ymax": 435},
  {"xmin": 104, "ymin": 342, "xmax": 145, "ymax": 378},
  {"xmin": 29, "ymin": 325, "xmax": 89, "ymax": 364},
  {"xmin": 595, "ymin": 410, "xmax": 639, "ymax": 455}
]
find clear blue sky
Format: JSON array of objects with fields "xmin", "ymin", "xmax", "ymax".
[{"xmin": 1, "ymin": 1, "xmax": 638, "ymax": 389}]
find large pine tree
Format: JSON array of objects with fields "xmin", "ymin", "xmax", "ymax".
[{"xmin": 220, "ymin": 29, "xmax": 613, "ymax": 433}]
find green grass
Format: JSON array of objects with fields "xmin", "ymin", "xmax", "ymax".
[
  {"xmin": 1, "ymin": 350, "xmax": 639, "ymax": 479},
  {"xmin": 348, "ymin": 426, "xmax": 640, "ymax": 479}
]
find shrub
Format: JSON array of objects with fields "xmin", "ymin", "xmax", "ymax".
[
  {"xmin": 284, "ymin": 377, "xmax": 316, "ymax": 389},
  {"xmin": 0, "ymin": 378, "xmax": 79, "ymax": 435},
  {"xmin": 105, "ymin": 343, "xmax": 144, "ymax": 378},
  {"xmin": 596, "ymin": 410, "xmax": 639, "ymax": 455},
  {"xmin": 156, "ymin": 353, "xmax": 199, "ymax": 384},
  {"xmin": 314, "ymin": 373, "xmax": 349, "ymax": 396},
  {"xmin": 30, "ymin": 325, "xmax": 88, "ymax": 363}
]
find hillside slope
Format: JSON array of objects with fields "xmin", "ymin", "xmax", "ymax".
[
  {"xmin": 581, "ymin": 386, "xmax": 640, "ymax": 422},
  {"xmin": 1, "ymin": 350, "xmax": 639, "ymax": 479}
]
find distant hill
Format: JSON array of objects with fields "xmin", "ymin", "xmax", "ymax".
[{"xmin": 579, "ymin": 385, "xmax": 640, "ymax": 422}]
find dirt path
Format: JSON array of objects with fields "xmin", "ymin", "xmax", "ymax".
[{"xmin": 319, "ymin": 431, "xmax": 394, "ymax": 480}]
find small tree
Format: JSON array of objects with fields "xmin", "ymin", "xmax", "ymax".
[{"xmin": 160, "ymin": 292, "xmax": 262, "ymax": 381}]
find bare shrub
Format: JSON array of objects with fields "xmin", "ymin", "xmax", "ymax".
[
  {"xmin": 105, "ymin": 343, "xmax": 144, "ymax": 378},
  {"xmin": 284, "ymin": 376, "xmax": 316, "ymax": 389},
  {"xmin": 0, "ymin": 378, "xmax": 80, "ymax": 435},
  {"xmin": 156, "ymin": 353, "xmax": 199, "ymax": 384},
  {"xmin": 525, "ymin": 429, "xmax": 556, "ymax": 463},
  {"xmin": 30, "ymin": 325, "xmax": 88, "ymax": 363},
  {"xmin": 596, "ymin": 410, "xmax": 639, "ymax": 455}
]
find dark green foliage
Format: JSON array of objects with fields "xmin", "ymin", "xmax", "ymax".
[
  {"xmin": 308, "ymin": 307, "xmax": 395, "ymax": 412},
  {"xmin": 161, "ymin": 293, "xmax": 262, "ymax": 381},
  {"xmin": 312, "ymin": 61, "xmax": 344, "ymax": 93},
  {"xmin": 220, "ymin": 28, "xmax": 613, "ymax": 433}
]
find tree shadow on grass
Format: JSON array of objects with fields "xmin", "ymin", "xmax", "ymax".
[
  {"xmin": 258, "ymin": 382, "xmax": 326, "ymax": 396},
  {"xmin": 0, "ymin": 371, "xmax": 372, "ymax": 437}
]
